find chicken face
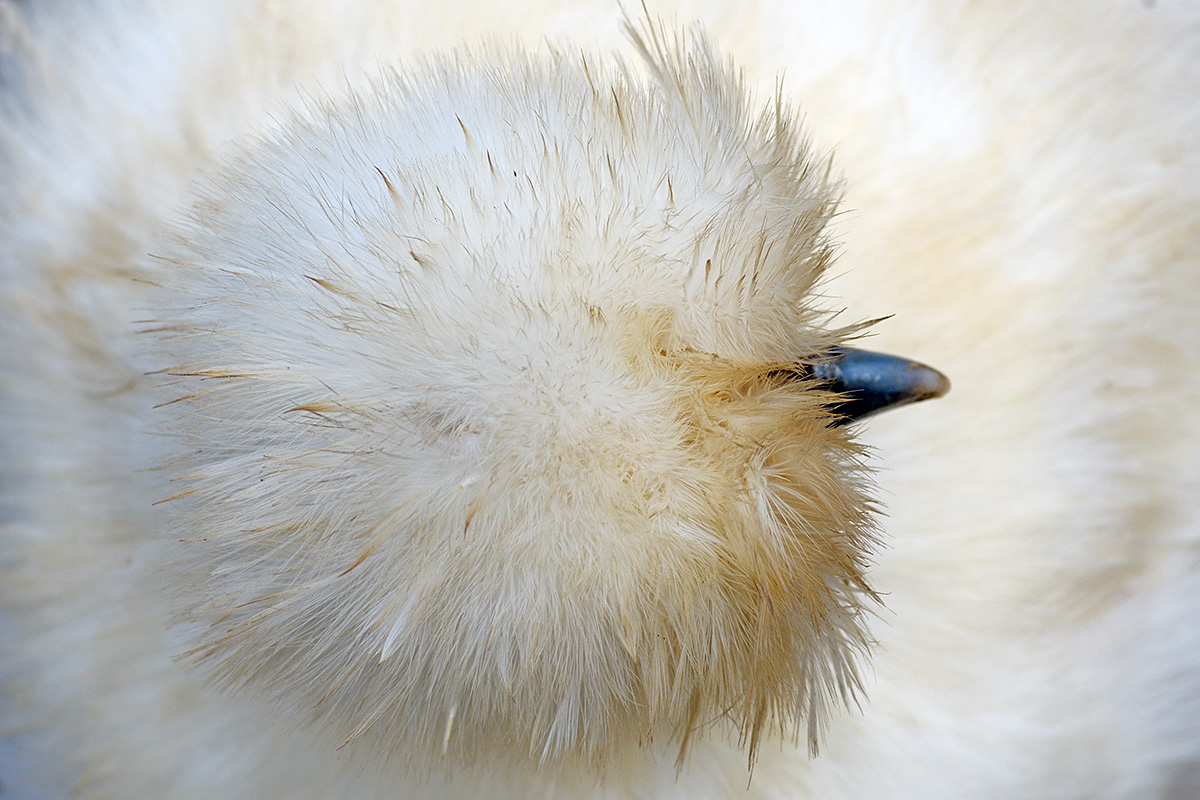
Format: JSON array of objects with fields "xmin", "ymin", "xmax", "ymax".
[{"xmin": 151, "ymin": 25, "xmax": 931, "ymax": 770}]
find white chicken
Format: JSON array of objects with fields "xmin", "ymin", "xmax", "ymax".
[{"xmin": 1, "ymin": 2, "xmax": 1197, "ymax": 799}]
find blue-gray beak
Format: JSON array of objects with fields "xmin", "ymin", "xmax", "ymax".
[{"xmin": 810, "ymin": 347, "xmax": 950, "ymax": 425}]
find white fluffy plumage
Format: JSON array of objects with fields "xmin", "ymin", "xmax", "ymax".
[
  {"xmin": 2, "ymin": 1, "xmax": 1199, "ymax": 799},
  {"xmin": 154, "ymin": 23, "xmax": 873, "ymax": 768}
]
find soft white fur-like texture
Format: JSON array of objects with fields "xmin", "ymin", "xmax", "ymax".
[{"xmin": 2, "ymin": 1, "xmax": 1199, "ymax": 799}]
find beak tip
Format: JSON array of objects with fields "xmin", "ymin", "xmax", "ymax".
[{"xmin": 912, "ymin": 364, "xmax": 951, "ymax": 401}]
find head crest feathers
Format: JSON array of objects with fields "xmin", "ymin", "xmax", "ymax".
[{"xmin": 150, "ymin": 20, "xmax": 878, "ymax": 773}]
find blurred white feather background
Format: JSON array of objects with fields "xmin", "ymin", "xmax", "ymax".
[{"xmin": 1, "ymin": 0, "xmax": 1199, "ymax": 798}]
